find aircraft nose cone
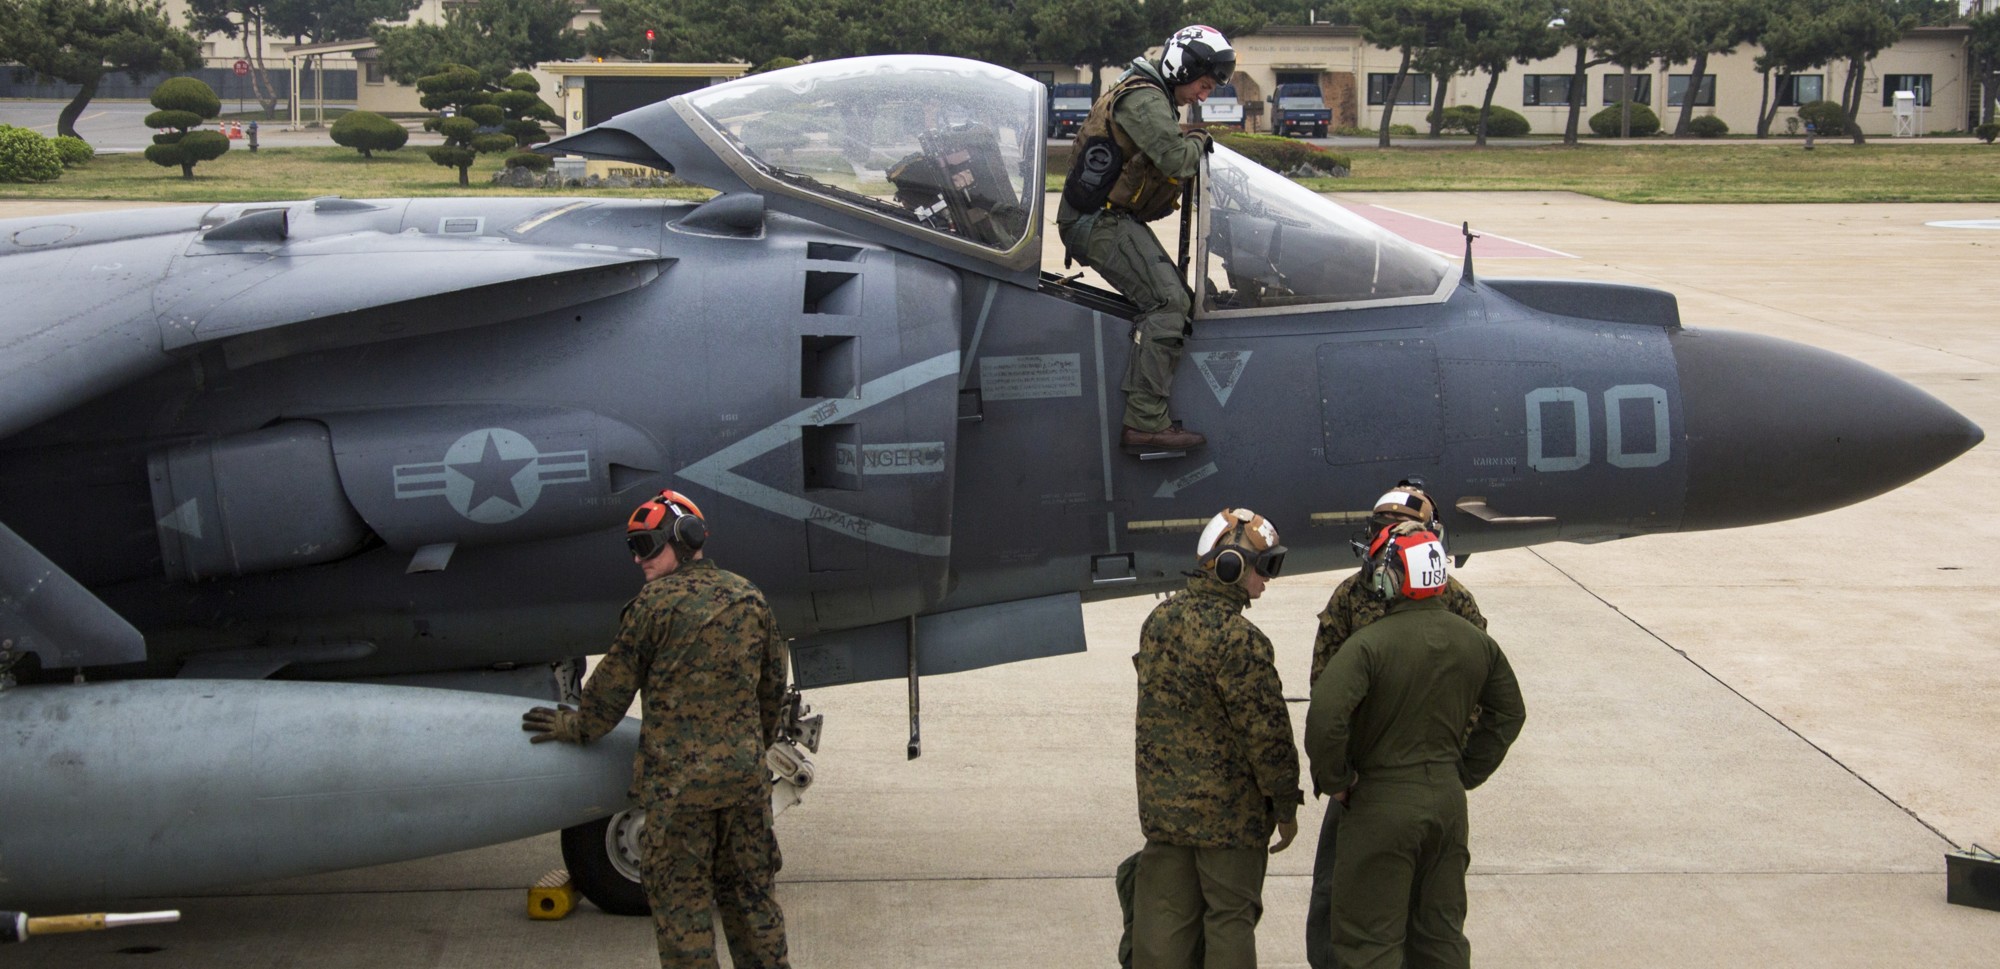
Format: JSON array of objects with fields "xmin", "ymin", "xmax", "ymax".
[{"xmin": 1673, "ymin": 329, "xmax": 1982, "ymax": 531}]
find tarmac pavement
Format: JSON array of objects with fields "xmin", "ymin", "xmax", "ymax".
[{"xmin": 5, "ymin": 193, "xmax": 1996, "ymax": 967}]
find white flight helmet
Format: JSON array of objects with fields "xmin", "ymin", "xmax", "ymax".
[{"xmin": 1160, "ymin": 25, "xmax": 1236, "ymax": 87}]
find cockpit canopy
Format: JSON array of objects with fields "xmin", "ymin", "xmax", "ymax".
[
  {"xmin": 1198, "ymin": 145, "xmax": 1457, "ymax": 313},
  {"xmin": 681, "ymin": 56, "xmax": 1045, "ymax": 258},
  {"xmin": 561, "ymin": 55, "xmax": 1456, "ymax": 311}
]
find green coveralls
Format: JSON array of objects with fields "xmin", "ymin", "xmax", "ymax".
[
  {"xmin": 1306, "ymin": 572, "xmax": 1487, "ymax": 969},
  {"xmin": 1057, "ymin": 59, "xmax": 1208, "ymax": 434},
  {"xmin": 1303, "ymin": 597, "xmax": 1525, "ymax": 969}
]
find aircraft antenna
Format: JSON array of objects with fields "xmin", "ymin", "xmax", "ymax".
[{"xmin": 1462, "ymin": 221, "xmax": 1479, "ymax": 286}]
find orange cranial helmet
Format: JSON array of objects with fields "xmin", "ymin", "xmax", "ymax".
[{"xmin": 625, "ymin": 489, "xmax": 706, "ymax": 560}]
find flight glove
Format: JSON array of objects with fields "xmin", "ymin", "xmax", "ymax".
[{"xmin": 522, "ymin": 704, "xmax": 584, "ymax": 744}]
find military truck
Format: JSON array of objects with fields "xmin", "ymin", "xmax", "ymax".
[
  {"xmin": 1270, "ymin": 82, "xmax": 1330, "ymax": 138},
  {"xmin": 1048, "ymin": 82, "xmax": 1093, "ymax": 138}
]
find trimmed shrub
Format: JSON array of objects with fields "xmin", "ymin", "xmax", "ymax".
[
  {"xmin": 151, "ymin": 76, "xmax": 222, "ymax": 119},
  {"xmin": 1215, "ymin": 132, "xmax": 1351, "ymax": 175},
  {"xmin": 438, "ymin": 116, "xmax": 478, "ymax": 142},
  {"xmin": 144, "ymin": 109, "xmax": 204, "ymax": 131},
  {"xmin": 1427, "ymin": 104, "xmax": 1482, "ymax": 132},
  {"xmin": 143, "ymin": 77, "xmax": 226, "ymax": 178},
  {"xmin": 1687, "ymin": 115, "xmax": 1729, "ymax": 138},
  {"xmin": 1589, "ymin": 102, "xmax": 1660, "ymax": 137},
  {"xmin": 1976, "ymin": 122, "xmax": 1999, "ymax": 144},
  {"xmin": 504, "ymin": 118, "xmax": 550, "ymax": 147},
  {"xmin": 1430, "ymin": 105, "xmax": 1530, "ymax": 137},
  {"xmin": 471, "ymin": 133, "xmax": 519, "ymax": 155},
  {"xmin": 502, "ymin": 71, "xmax": 540, "ymax": 93},
  {"xmin": 0, "ymin": 126, "xmax": 63, "ymax": 182},
  {"xmin": 329, "ymin": 110, "xmax": 409, "ymax": 158},
  {"xmin": 427, "ymin": 145, "xmax": 478, "ymax": 176},
  {"xmin": 1796, "ymin": 100, "xmax": 1847, "ymax": 137},
  {"xmin": 505, "ymin": 150, "xmax": 552, "ymax": 171},
  {"xmin": 1476, "ymin": 105, "xmax": 1530, "ymax": 137},
  {"xmin": 145, "ymin": 129, "xmax": 228, "ymax": 178},
  {"xmin": 465, "ymin": 104, "xmax": 505, "ymax": 128},
  {"xmin": 50, "ymin": 135, "xmax": 94, "ymax": 166}
]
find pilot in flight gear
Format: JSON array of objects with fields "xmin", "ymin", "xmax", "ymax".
[
  {"xmin": 1304, "ymin": 519, "xmax": 1525, "ymax": 969},
  {"xmin": 1057, "ymin": 25, "xmax": 1235, "ymax": 454},
  {"xmin": 523, "ymin": 489, "xmax": 792, "ymax": 969},
  {"xmin": 1129, "ymin": 507, "xmax": 1302, "ymax": 969},
  {"xmin": 1305, "ymin": 481, "xmax": 1487, "ymax": 969}
]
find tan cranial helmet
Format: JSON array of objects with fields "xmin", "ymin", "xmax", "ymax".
[
  {"xmin": 1373, "ymin": 484, "xmax": 1437, "ymax": 525},
  {"xmin": 1196, "ymin": 508, "xmax": 1287, "ymax": 585}
]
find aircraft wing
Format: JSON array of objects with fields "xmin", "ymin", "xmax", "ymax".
[{"xmin": 0, "ymin": 204, "xmax": 667, "ymax": 441}]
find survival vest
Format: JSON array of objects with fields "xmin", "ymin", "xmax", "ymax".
[{"xmin": 1062, "ymin": 69, "xmax": 1185, "ymax": 223}]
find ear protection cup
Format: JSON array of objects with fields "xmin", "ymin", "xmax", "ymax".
[
  {"xmin": 1213, "ymin": 547, "xmax": 1245, "ymax": 585},
  {"xmin": 628, "ymin": 489, "xmax": 708, "ymax": 559},
  {"xmin": 671, "ymin": 511, "xmax": 707, "ymax": 552}
]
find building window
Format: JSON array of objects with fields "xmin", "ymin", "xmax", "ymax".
[
  {"xmin": 364, "ymin": 63, "xmax": 385, "ymax": 85},
  {"xmin": 1602, "ymin": 74, "xmax": 1651, "ymax": 104},
  {"xmin": 1881, "ymin": 74, "xmax": 1931, "ymax": 107},
  {"xmin": 1028, "ymin": 70, "xmax": 1054, "ymax": 87},
  {"xmin": 1524, "ymin": 75, "xmax": 1574, "ymax": 106},
  {"xmin": 1776, "ymin": 74, "xmax": 1822, "ymax": 107},
  {"xmin": 1667, "ymin": 74, "xmax": 1715, "ymax": 107},
  {"xmin": 1367, "ymin": 73, "xmax": 1430, "ymax": 106}
]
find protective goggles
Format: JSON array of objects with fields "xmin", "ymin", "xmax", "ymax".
[
  {"xmin": 1251, "ymin": 546, "xmax": 1287, "ymax": 579},
  {"xmin": 625, "ymin": 529, "xmax": 672, "ymax": 561}
]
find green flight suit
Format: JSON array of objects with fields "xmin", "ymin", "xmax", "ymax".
[
  {"xmin": 1306, "ymin": 571, "xmax": 1486, "ymax": 969},
  {"xmin": 1304, "ymin": 597, "xmax": 1525, "ymax": 969},
  {"xmin": 1057, "ymin": 58, "xmax": 1208, "ymax": 434},
  {"xmin": 1130, "ymin": 574, "xmax": 1303, "ymax": 969}
]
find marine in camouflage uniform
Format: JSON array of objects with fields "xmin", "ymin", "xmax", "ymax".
[
  {"xmin": 1057, "ymin": 27, "xmax": 1232, "ymax": 450},
  {"xmin": 1131, "ymin": 508, "xmax": 1302, "ymax": 969},
  {"xmin": 1304, "ymin": 594, "xmax": 1524, "ymax": 969},
  {"xmin": 526, "ymin": 492, "xmax": 789, "ymax": 969}
]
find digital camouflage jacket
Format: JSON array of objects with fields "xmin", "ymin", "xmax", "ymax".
[
  {"xmin": 557, "ymin": 559, "xmax": 787, "ymax": 810},
  {"xmin": 1133, "ymin": 574, "xmax": 1303, "ymax": 849}
]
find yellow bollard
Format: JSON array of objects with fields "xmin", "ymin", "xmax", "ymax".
[{"xmin": 526, "ymin": 869, "xmax": 578, "ymax": 920}]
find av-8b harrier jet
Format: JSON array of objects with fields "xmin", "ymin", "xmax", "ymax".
[{"xmin": 0, "ymin": 56, "xmax": 1980, "ymax": 913}]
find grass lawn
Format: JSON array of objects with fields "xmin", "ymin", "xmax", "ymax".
[
  {"xmin": 0, "ymin": 147, "xmax": 710, "ymax": 203},
  {"xmin": 1301, "ymin": 142, "xmax": 2000, "ymax": 202},
  {"xmin": 4, "ymin": 142, "xmax": 1995, "ymax": 205}
]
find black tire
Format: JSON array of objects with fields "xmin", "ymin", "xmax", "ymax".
[{"xmin": 560, "ymin": 810, "xmax": 650, "ymax": 916}]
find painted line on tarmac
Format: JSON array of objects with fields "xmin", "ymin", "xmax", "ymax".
[{"xmin": 1339, "ymin": 201, "xmax": 1576, "ymax": 258}]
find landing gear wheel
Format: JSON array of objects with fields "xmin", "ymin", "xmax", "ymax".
[{"xmin": 560, "ymin": 808, "xmax": 649, "ymax": 916}]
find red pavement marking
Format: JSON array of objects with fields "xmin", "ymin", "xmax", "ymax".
[{"xmin": 1337, "ymin": 202, "xmax": 1573, "ymax": 258}]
